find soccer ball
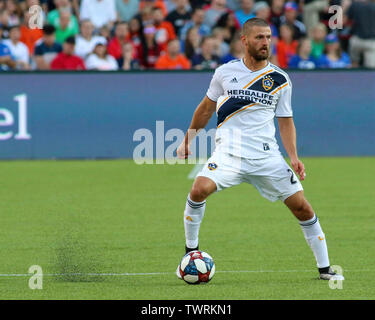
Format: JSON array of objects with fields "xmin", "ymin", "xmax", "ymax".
[{"xmin": 177, "ymin": 250, "xmax": 215, "ymax": 284}]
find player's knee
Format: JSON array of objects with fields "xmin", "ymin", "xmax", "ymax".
[
  {"xmin": 190, "ymin": 187, "xmax": 208, "ymax": 202},
  {"xmin": 285, "ymin": 192, "xmax": 314, "ymax": 220},
  {"xmin": 190, "ymin": 185, "xmax": 210, "ymax": 202},
  {"xmin": 190, "ymin": 177, "xmax": 216, "ymax": 202},
  {"xmin": 292, "ymin": 200, "xmax": 314, "ymax": 221}
]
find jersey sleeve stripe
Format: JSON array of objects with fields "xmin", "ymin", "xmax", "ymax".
[{"xmin": 271, "ymin": 82, "xmax": 288, "ymax": 95}]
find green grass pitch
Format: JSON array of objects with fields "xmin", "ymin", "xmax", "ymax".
[{"xmin": 0, "ymin": 157, "xmax": 374, "ymax": 300}]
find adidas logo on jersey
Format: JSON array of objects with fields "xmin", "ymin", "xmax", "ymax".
[{"xmin": 230, "ymin": 77, "xmax": 238, "ymax": 83}]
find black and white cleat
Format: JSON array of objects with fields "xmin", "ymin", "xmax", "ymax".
[{"xmin": 319, "ymin": 267, "xmax": 345, "ymax": 280}]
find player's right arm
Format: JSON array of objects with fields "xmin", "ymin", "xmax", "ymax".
[
  {"xmin": 176, "ymin": 96, "xmax": 217, "ymax": 159},
  {"xmin": 177, "ymin": 67, "xmax": 224, "ymax": 159}
]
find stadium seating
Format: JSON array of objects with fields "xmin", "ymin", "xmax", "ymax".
[{"xmin": 0, "ymin": 0, "xmax": 373, "ymax": 71}]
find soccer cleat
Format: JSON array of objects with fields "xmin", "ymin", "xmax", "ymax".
[
  {"xmin": 185, "ymin": 245, "xmax": 199, "ymax": 254},
  {"xmin": 319, "ymin": 267, "xmax": 345, "ymax": 280}
]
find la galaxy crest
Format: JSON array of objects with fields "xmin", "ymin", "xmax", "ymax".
[
  {"xmin": 208, "ymin": 163, "xmax": 218, "ymax": 171},
  {"xmin": 262, "ymin": 75, "xmax": 274, "ymax": 91}
]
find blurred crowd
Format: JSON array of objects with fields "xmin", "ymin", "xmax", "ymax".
[{"xmin": 0, "ymin": 0, "xmax": 374, "ymax": 71}]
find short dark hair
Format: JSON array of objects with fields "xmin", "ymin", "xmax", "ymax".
[
  {"xmin": 242, "ymin": 18, "xmax": 270, "ymax": 36},
  {"xmin": 297, "ymin": 37, "xmax": 311, "ymax": 52},
  {"xmin": 279, "ymin": 23, "xmax": 294, "ymax": 37},
  {"xmin": 115, "ymin": 20, "xmax": 128, "ymax": 28},
  {"xmin": 65, "ymin": 35, "xmax": 76, "ymax": 44},
  {"xmin": 8, "ymin": 25, "xmax": 20, "ymax": 32},
  {"xmin": 43, "ymin": 24, "xmax": 56, "ymax": 35},
  {"xmin": 200, "ymin": 35, "xmax": 214, "ymax": 47},
  {"xmin": 192, "ymin": 6, "xmax": 204, "ymax": 14},
  {"xmin": 152, "ymin": 6, "xmax": 163, "ymax": 13}
]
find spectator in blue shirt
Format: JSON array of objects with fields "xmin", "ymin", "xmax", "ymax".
[
  {"xmin": 235, "ymin": 0, "xmax": 255, "ymax": 26},
  {"xmin": 220, "ymin": 36, "xmax": 244, "ymax": 63},
  {"xmin": 180, "ymin": 7, "xmax": 211, "ymax": 42},
  {"xmin": 280, "ymin": 2, "xmax": 306, "ymax": 40},
  {"xmin": 320, "ymin": 33, "xmax": 351, "ymax": 69},
  {"xmin": 191, "ymin": 36, "xmax": 220, "ymax": 69},
  {"xmin": 288, "ymin": 38, "xmax": 323, "ymax": 69},
  {"xmin": 0, "ymin": 26, "xmax": 16, "ymax": 71}
]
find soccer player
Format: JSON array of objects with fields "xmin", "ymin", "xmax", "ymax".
[{"xmin": 176, "ymin": 18, "xmax": 343, "ymax": 280}]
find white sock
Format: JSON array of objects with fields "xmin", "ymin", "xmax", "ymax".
[
  {"xmin": 184, "ymin": 194, "xmax": 206, "ymax": 249},
  {"xmin": 299, "ymin": 214, "xmax": 330, "ymax": 269}
]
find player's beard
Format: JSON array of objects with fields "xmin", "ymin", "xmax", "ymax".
[{"xmin": 248, "ymin": 45, "xmax": 269, "ymax": 61}]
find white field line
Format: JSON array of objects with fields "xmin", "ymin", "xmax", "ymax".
[{"xmin": 0, "ymin": 269, "xmax": 369, "ymax": 277}]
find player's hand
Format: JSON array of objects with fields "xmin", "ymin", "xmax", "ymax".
[
  {"xmin": 176, "ymin": 142, "xmax": 192, "ymax": 159},
  {"xmin": 291, "ymin": 157, "xmax": 306, "ymax": 181}
]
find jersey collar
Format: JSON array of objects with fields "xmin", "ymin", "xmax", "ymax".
[{"xmin": 240, "ymin": 58, "xmax": 270, "ymax": 73}]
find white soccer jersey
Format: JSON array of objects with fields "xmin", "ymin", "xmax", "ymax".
[{"xmin": 206, "ymin": 59, "xmax": 293, "ymax": 159}]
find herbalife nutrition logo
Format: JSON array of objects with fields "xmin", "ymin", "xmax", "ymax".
[{"xmin": 28, "ymin": 5, "xmax": 44, "ymax": 30}]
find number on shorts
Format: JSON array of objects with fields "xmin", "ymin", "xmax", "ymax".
[{"xmin": 287, "ymin": 169, "xmax": 297, "ymax": 184}]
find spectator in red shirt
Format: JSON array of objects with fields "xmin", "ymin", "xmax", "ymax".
[
  {"xmin": 128, "ymin": 17, "xmax": 143, "ymax": 59},
  {"xmin": 276, "ymin": 23, "xmax": 298, "ymax": 68},
  {"xmin": 51, "ymin": 36, "xmax": 86, "ymax": 70},
  {"xmin": 107, "ymin": 21, "xmax": 132, "ymax": 61},
  {"xmin": 155, "ymin": 39, "xmax": 191, "ymax": 69},
  {"xmin": 152, "ymin": 7, "xmax": 176, "ymax": 52},
  {"xmin": 138, "ymin": 24, "xmax": 163, "ymax": 68}
]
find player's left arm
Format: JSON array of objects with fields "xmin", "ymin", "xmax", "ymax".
[
  {"xmin": 277, "ymin": 117, "xmax": 305, "ymax": 181},
  {"xmin": 275, "ymin": 79, "xmax": 305, "ymax": 181}
]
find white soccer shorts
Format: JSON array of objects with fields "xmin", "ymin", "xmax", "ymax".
[{"xmin": 197, "ymin": 152, "xmax": 303, "ymax": 202}]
